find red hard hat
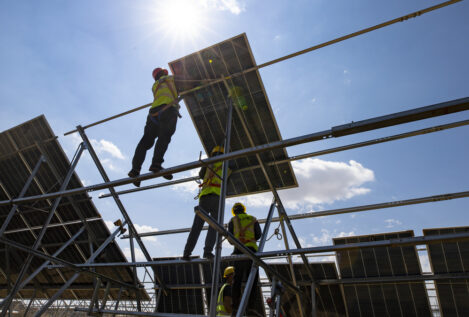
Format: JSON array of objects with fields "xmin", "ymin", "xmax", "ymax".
[{"xmin": 152, "ymin": 67, "xmax": 168, "ymax": 79}]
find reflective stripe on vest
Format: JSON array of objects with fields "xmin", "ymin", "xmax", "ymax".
[
  {"xmin": 151, "ymin": 75, "xmax": 177, "ymax": 108},
  {"xmin": 199, "ymin": 162, "xmax": 223, "ymax": 198},
  {"xmin": 216, "ymin": 283, "xmax": 230, "ymax": 316},
  {"xmin": 233, "ymin": 213, "xmax": 258, "ymax": 251}
]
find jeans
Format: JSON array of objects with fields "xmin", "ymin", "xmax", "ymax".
[
  {"xmin": 183, "ymin": 194, "xmax": 220, "ymax": 256},
  {"xmin": 131, "ymin": 106, "xmax": 178, "ymax": 171},
  {"xmin": 232, "ymin": 246, "xmax": 259, "ymax": 313}
]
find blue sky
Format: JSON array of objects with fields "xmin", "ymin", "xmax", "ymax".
[{"xmin": 1, "ymin": 0, "xmax": 468, "ymax": 284}]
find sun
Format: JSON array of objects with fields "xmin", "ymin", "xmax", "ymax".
[{"xmin": 156, "ymin": 0, "xmax": 206, "ymax": 41}]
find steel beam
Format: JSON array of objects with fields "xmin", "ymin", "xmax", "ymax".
[
  {"xmin": 196, "ymin": 205, "xmax": 300, "ymax": 294},
  {"xmin": 236, "ymin": 200, "xmax": 276, "ymax": 317},
  {"xmin": 127, "ymin": 190, "xmax": 469, "ymax": 238},
  {"xmin": 209, "ymin": 93, "xmax": 234, "ymax": 317},
  {"xmin": 1, "ymin": 144, "xmax": 84, "ymax": 316},
  {"xmin": 75, "ymin": 307, "xmax": 204, "ymax": 317},
  {"xmin": 3, "ymin": 97, "xmax": 468, "ymax": 207},
  {"xmin": 76, "ymin": 126, "xmax": 167, "ymax": 294},
  {"xmin": 0, "ymin": 155, "xmax": 45, "ymax": 236}
]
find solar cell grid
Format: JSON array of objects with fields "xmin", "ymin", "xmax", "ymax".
[
  {"xmin": 424, "ymin": 226, "xmax": 469, "ymax": 316},
  {"xmin": 334, "ymin": 231, "xmax": 431, "ymax": 317},
  {"xmin": 0, "ymin": 115, "xmax": 148, "ymax": 300},
  {"xmin": 169, "ymin": 33, "xmax": 297, "ymax": 197}
]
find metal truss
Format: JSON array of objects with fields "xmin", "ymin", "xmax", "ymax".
[{"xmin": 0, "ymin": 1, "xmax": 467, "ymax": 315}]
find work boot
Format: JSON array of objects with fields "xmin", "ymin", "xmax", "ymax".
[
  {"xmin": 149, "ymin": 165, "xmax": 173, "ymax": 180},
  {"xmin": 128, "ymin": 169, "xmax": 141, "ymax": 187},
  {"xmin": 203, "ymin": 252, "xmax": 214, "ymax": 260},
  {"xmin": 182, "ymin": 253, "xmax": 191, "ymax": 261}
]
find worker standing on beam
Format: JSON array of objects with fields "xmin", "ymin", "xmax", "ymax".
[
  {"xmin": 183, "ymin": 146, "xmax": 233, "ymax": 260},
  {"xmin": 216, "ymin": 266, "xmax": 235, "ymax": 316},
  {"xmin": 128, "ymin": 67, "xmax": 180, "ymax": 187},
  {"xmin": 229, "ymin": 202, "xmax": 262, "ymax": 315}
]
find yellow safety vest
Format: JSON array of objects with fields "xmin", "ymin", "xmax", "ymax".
[
  {"xmin": 228, "ymin": 86, "xmax": 248, "ymax": 110},
  {"xmin": 151, "ymin": 75, "xmax": 178, "ymax": 108},
  {"xmin": 232, "ymin": 213, "xmax": 258, "ymax": 251},
  {"xmin": 216, "ymin": 283, "xmax": 230, "ymax": 316},
  {"xmin": 199, "ymin": 162, "xmax": 230, "ymax": 198}
]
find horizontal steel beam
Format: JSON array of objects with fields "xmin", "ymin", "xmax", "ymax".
[
  {"xmin": 74, "ymin": 307, "xmax": 203, "ymax": 317},
  {"xmin": 122, "ymin": 190, "xmax": 469, "ymax": 238},
  {"xmin": 2, "ymin": 97, "xmax": 467, "ymax": 207},
  {"xmin": 48, "ymin": 231, "xmax": 469, "ymax": 269},
  {"xmin": 2, "ymin": 217, "xmax": 102, "ymax": 235}
]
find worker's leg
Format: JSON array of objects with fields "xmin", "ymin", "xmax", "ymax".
[
  {"xmin": 232, "ymin": 258, "xmax": 251, "ymax": 313},
  {"xmin": 131, "ymin": 115, "xmax": 159, "ymax": 172},
  {"xmin": 152, "ymin": 107, "xmax": 178, "ymax": 167},
  {"xmin": 246, "ymin": 264, "xmax": 259, "ymax": 310},
  {"xmin": 203, "ymin": 194, "xmax": 220, "ymax": 255},
  {"xmin": 183, "ymin": 209, "xmax": 205, "ymax": 257}
]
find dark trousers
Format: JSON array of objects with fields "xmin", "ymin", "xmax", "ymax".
[
  {"xmin": 184, "ymin": 194, "xmax": 219, "ymax": 256},
  {"xmin": 232, "ymin": 246, "xmax": 259, "ymax": 313},
  {"xmin": 131, "ymin": 106, "xmax": 178, "ymax": 171}
]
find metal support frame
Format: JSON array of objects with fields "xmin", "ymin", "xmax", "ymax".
[
  {"xmin": 0, "ymin": 155, "xmax": 45, "ymax": 237},
  {"xmin": 1, "ymin": 144, "xmax": 84, "ymax": 316},
  {"xmin": 76, "ymin": 125, "xmax": 167, "ymax": 294},
  {"xmin": 311, "ymin": 282, "xmax": 317, "ymax": 317},
  {"xmin": 3, "ymin": 97, "xmax": 468, "ymax": 207},
  {"xmin": 209, "ymin": 93, "xmax": 234, "ymax": 317},
  {"xmin": 236, "ymin": 199, "xmax": 276, "ymax": 317},
  {"xmin": 196, "ymin": 205, "xmax": 300, "ymax": 293},
  {"xmin": 32, "ymin": 222, "xmax": 132, "ymax": 316}
]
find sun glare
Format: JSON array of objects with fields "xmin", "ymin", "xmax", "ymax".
[{"xmin": 157, "ymin": 0, "xmax": 206, "ymax": 40}]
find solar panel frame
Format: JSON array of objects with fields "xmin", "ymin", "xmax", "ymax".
[
  {"xmin": 0, "ymin": 115, "xmax": 149, "ymax": 300},
  {"xmin": 168, "ymin": 33, "xmax": 298, "ymax": 198},
  {"xmin": 334, "ymin": 231, "xmax": 431, "ymax": 317},
  {"xmin": 265, "ymin": 262, "xmax": 347, "ymax": 316},
  {"xmin": 424, "ymin": 226, "xmax": 469, "ymax": 317}
]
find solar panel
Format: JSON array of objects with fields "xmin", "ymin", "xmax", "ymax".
[
  {"xmin": 168, "ymin": 33, "xmax": 298, "ymax": 197},
  {"xmin": 266, "ymin": 262, "xmax": 346, "ymax": 316},
  {"xmin": 334, "ymin": 231, "xmax": 431, "ymax": 317},
  {"xmin": 424, "ymin": 226, "xmax": 469, "ymax": 316},
  {"xmin": 0, "ymin": 115, "xmax": 148, "ymax": 300},
  {"xmin": 152, "ymin": 257, "xmax": 206, "ymax": 314}
]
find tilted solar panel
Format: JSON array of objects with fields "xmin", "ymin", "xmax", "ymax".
[
  {"xmin": 266, "ymin": 262, "xmax": 346, "ymax": 316},
  {"xmin": 169, "ymin": 33, "xmax": 297, "ymax": 197},
  {"xmin": 0, "ymin": 115, "xmax": 148, "ymax": 300},
  {"xmin": 334, "ymin": 231, "xmax": 431, "ymax": 317},
  {"xmin": 424, "ymin": 226, "xmax": 469, "ymax": 316}
]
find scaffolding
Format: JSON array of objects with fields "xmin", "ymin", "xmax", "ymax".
[{"xmin": 0, "ymin": 0, "xmax": 468, "ymax": 316}]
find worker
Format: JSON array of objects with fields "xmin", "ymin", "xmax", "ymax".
[
  {"xmin": 216, "ymin": 266, "xmax": 235, "ymax": 316},
  {"xmin": 128, "ymin": 67, "xmax": 180, "ymax": 187},
  {"xmin": 182, "ymin": 146, "xmax": 234, "ymax": 260},
  {"xmin": 228, "ymin": 202, "xmax": 262, "ymax": 315}
]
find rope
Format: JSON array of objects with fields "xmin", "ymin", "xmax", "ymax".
[{"xmin": 266, "ymin": 221, "xmax": 283, "ymax": 242}]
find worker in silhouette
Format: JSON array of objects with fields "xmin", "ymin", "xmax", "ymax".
[
  {"xmin": 128, "ymin": 67, "xmax": 180, "ymax": 187},
  {"xmin": 216, "ymin": 266, "xmax": 235, "ymax": 316},
  {"xmin": 183, "ymin": 146, "xmax": 233, "ymax": 260},
  {"xmin": 228, "ymin": 202, "xmax": 262, "ymax": 315}
]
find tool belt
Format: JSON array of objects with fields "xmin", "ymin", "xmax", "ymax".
[{"xmin": 150, "ymin": 100, "xmax": 182, "ymax": 119}]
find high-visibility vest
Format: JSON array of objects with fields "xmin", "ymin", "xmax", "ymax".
[
  {"xmin": 151, "ymin": 75, "xmax": 178, "ymax": 108},
  {"xmin": 216, "ymin": 283, "xmax": 230, "ymax": 316},
  {"xmin": 199, "ymin": 162, "xmax": 229, "ymax": 198},
  {"xmin": 232, "ymin": 213, "xmax": 258, "ymax": 251}
]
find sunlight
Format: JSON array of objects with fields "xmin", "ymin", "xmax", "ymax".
[{"xmin": 156, "ymin": 0, "xmax": 206, "ymax": 41}]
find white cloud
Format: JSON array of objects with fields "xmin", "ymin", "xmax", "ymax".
[
  {"xmin": 123, "ymin": 247, "xmax": 146, "ymax": 262},
  {"xmin": 384, "ymin": 218, "xmax": 402, "ymax": 228},
  {"xmin": 419, "ymin": 252, "xmax": 431, "ymax": 273},
  {"xmin": 172, "ymin": 170, "xmax": 201, "ymax": 195},
  {"xmin": 201, "ymin": 0, "xmax": 245, "ymax": 14},
  {"xmin": 310, "ymin": 229, "xmax": 355, "ymax": 246},
  {"xmin": 311, "ymin": 98, "xmax": 316, "ymax": 104},
  {"xmin": 104, "ymin": 220, "xmax": 114, "ymax": 231},
  {"xmin": 236, "ymin": 158, "xmax": 374, "ymax": 210},
  {"xmin": 91, "ymin": 139, "xmax": 125, "ymax": 160},
  {"xmin": 133, "ymin": 223, "xmax": 159, "ymax": 243}
]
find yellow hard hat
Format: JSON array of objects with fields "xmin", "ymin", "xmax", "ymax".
[
  {"xmin": 211, "ymin": 146, "xmax": 224, "ymax": 155},
  {"xmin": 231, "ymin": 202, "xmax": 246, "ymax": 216},
  {"xmin": 224, "ymin": 266, "xmax": 235, "ymax": 278}
]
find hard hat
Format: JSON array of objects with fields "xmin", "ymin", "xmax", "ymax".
[
  {"xmin": 223, "ymin": 266, "xmax": 235, "ymax": 278},
  {"xmin": 231, "ymin": 202, "xmax": 246, "ymax": 216},
  {"xmin": 211, "ymin": 146, "xmax": 224, "ymax": 155},
  {"xmin": 152, "ymin": 67, "xmax": 168, "ymax": 80}
]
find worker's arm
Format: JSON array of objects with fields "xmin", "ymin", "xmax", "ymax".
[
  {"xmin": 199, "ymin": 166, "xmax": 206, "ymax": 179},
  {"xmin": 223, "ymin": 285, "xmax": 233, "ymax": 313},
  {"xmin": 254, "ymin": 221, "xmax": 262, "ymax": 240}
]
